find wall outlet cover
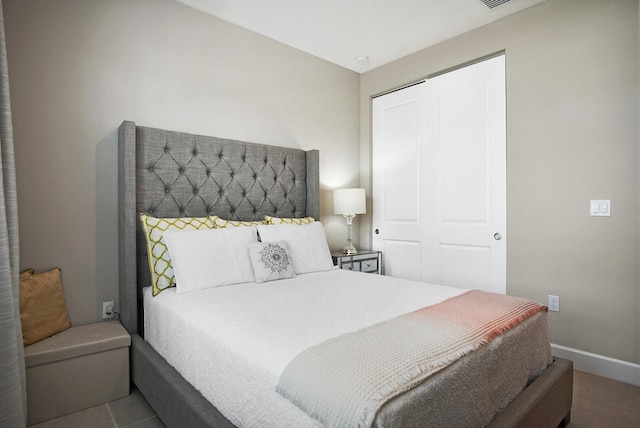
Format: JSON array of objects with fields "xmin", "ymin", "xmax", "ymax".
[{"xmin": 102, "ymin": 301, "xmax": 114, "ymax": 319}]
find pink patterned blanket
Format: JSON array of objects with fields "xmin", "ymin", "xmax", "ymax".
[{"xmin": 277, "ymin": 290, "xmax": 547, "ymax": 428}]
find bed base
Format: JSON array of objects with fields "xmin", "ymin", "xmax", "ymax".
[
  {"xmin": 131, "ymin": 334, "xmax": 234, "ymax": 428},
  {"xmin": 132, "ymin": 333, "xmax": 572, "ymax": 428},
  {"xmin": 119, "ymin": 121, "xmax": 572, "ymax": 427},
  {"xmin": 488, "ymin": 357, "xmax": 573, "ymax": 428}
]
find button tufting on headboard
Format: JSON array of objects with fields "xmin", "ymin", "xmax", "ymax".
[{"xmin": 119, "ymin": 121, "xmax": 319, "ymax": 335}]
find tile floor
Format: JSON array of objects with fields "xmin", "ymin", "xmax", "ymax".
[
  {"xmin": 28, "ymin": 387, "xmax": 164, "ymax": 428},
  {"xmin": 29, "ymin": 369, "xmax": 640, "ymax": 428}
]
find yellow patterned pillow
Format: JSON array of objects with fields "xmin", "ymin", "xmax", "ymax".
[
  {"xmin": 140, "ymin": 213, "xmax": 216, "ymax": 295},
  {"xmin": 212, "ymin": 215, "xmax": 267, "ymax": 228},
  {"xmin": 264, "ymin": 215, "xmax": 315, "ymax": 225}
]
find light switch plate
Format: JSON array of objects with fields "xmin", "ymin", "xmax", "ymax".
[{"xmin": 590, "ymin": 200, "xmax": 610, "ymax": 217}]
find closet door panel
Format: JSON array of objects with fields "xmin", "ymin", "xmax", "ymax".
[{"xmin": 372, "ymin": 83, "xmax": 424, "ymax": 278}]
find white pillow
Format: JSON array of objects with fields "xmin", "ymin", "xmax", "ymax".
[
  {"xmin": 162, "ymin": 227, "xmax": 258, "ymax": 293},
  {"xmin": 256, "ymin": 222, "xmax": 335, "ymax": 274},
  {"xmin": 247, "ymin": 241, "xmax": 296, "ymax": 283}
]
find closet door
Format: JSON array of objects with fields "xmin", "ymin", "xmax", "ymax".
[
  {"xmin": 372, "ymin": 82, "xmax": 425, "ymax": 281},
  {"xmin": 423, "ymin": 55, "xmax": 506, "ymax": 293},
  {"xmin": 372, "ymin": 55, "xmax": 506, "ymax": 293}
]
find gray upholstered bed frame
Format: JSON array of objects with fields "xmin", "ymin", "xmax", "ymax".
[{"xmin": 118, "ymin": 120, "xmax": 573, "ymax": 428}]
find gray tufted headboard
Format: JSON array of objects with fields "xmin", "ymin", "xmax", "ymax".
[{"xmin": 118, "ymin": 121, "xmax": 320, "ymax": 335}]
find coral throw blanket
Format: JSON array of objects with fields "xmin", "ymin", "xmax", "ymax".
[{"xmin": 277, "ymin": 290, "xmax": 547, "ymax": 428}]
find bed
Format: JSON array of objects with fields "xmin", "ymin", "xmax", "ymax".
[{"xmin": 117, "ymin": 120, "xmax": 573, "ymax": 428}]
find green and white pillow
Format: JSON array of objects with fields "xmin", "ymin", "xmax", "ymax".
[
  {"xmin": 264, "ymin": 215, "xmax": 315, "ymax": 225},
  {"xmin": 247, "ymin": 241, "xmax": 296, "ymax": 283},
  {"xmin": 139, "ymin": 213, "xmax": 216, "ymax": 295},
  {"xmin": 212, "ymin": 215, "xmax": 267, "ymax": 228}
]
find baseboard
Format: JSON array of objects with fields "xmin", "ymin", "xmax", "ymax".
[{"xmin": 551, "ymin": 343, "xmax": 640, "ymax": 387}]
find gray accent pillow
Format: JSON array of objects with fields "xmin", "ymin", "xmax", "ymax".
[{"xmin": 247, "ymin": 241, "xmax": 296, "ymax": 283}]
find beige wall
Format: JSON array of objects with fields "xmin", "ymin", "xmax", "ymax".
[
  {"xmin": 4, "ymin": 0, "xmax": 360, "ymax": 325},
  {"xmin": 5, "ymin": 0, "xmax": 639, "ymax": 365},
  {"xmin": 360, "ymin": 0, "xmax": 639, "ymax": 363}
]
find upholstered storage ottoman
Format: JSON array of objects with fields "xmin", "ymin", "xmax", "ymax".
[{"xmin": 24, "ymin": 320, "xmax": 131, "ymax": 425}]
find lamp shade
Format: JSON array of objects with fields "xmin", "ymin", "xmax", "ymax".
[{"xmin": 333, "ymin": 188, "xmax": 366, "ymax": 215}]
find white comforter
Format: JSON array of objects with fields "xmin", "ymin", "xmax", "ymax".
[{"xmin": 144, "ymin": 269, "xmax": 465, "ymax": 428}]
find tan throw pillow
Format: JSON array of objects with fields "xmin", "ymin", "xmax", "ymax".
[
  {"xmin": 20, "ymin": 268, "xmax": 34, "ymax": 280},
  {"xmin": 19, "ymin": 267, "xmax": 71, "ymax": 346}
]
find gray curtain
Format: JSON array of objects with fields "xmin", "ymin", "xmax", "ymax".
[{"xmin": 0, "ymin": 0, "xmax": 27, "ymax": 426}]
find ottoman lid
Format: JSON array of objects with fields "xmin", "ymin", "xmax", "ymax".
[{"xmin": 25, "ymin": 321, "xmax": 131, "ymax": 367}]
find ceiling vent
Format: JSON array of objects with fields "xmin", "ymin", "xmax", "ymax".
[{"xmin": 479, "ymin": 0, "xmax": 512, "ymax": 9}]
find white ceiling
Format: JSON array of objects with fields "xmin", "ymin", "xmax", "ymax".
[{"xmin": 173, "ymin": 0, "xmax": 546, "ymax": 73}]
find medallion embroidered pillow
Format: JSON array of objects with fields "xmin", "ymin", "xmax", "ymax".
[{"xmin": 247, "ymin": 241, "xmax": 296, "ymax": 283}]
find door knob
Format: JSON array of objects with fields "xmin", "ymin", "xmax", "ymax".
[
  {"xmin": 375, "ymin": 229, "xmax": 380, "ymax": 235},
  {"xmin": 494, "ymin": 233, "xmax": 502, "ymax": 240}
]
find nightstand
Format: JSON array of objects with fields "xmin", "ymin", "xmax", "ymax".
[{"xmin": 332, "ymin": 250, "xmax": 382, "ymax": 274}]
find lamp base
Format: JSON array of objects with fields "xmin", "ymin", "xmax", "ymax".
[
  {"xmin": 341, "ymin": 245, "xmax": 358, "ymax": 255},
  {"xmin": 341, "ymin": 214, "xmax": 358, "ymax": 255}
]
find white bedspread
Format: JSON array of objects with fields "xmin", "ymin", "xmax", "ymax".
[{"xmin": 144, "ymin": 269, "xmax": 465, "ymax": 428}]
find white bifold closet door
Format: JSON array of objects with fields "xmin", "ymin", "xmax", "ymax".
[{"xmin": 372, "ymin": 55, "xmax": 506, "ymax": 294}]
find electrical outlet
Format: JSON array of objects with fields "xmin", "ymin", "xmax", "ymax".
[
  {"xmin": 548, "ymin": 295, "xmax": 559, "ymax": 312},
  {"xmin": 102, "ymin": 301, "xmax": 114, "ymax": 319}
]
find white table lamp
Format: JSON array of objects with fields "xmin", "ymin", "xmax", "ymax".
[{"xmin": 333, "ymin": 188, "xmax": 366, "ymax": 255}]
